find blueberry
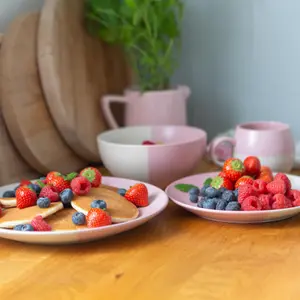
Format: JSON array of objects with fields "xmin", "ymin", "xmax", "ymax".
[
  {"xmin": 21, "ymin": 224, "xmax": 34, "ymax": 231},
  {"xmin": 205, "ymin": 187, "xmax": 218, "ymax": 198},
  {"xmin": 199, "ymin": 185, "xmax": 208, "ymax": 196},
  {"xmin": 225, "ymin": 201, "xmax": 241, "ymax": 211},
  {"xmin": 91, "ymin": 200, "xmax": 107, "ymax": 210},
  {"xmin": 202, "ymin": 198, "xmax": 217, "ymax": 210},
  {"xmin": 72, "ymin": 212, "xmax": 86, "ymax": 225},
  {"xmin": 28, "ymin": 183, "xmax": 41, "ymax": 195},
  {"xmin": 222, "ymin": 190, "xmax": 235, "ymax": 202},
  {"xmin": 216, "ymin": 199, "xmax": 227, "ymax": 210},
  {"xmin": 3, "ymin": 190, "xmax": 15, "ymax": 198},
  {"xmin": 60, "ymin": 189, "xmax": 74, "ymax": 207},
  {"xmin": 13, "ymin": 224, "xmax": 23, "ymax": 231},
  {"xmin": 189, "ymin": 194, "xmax": 199, "ymax": 203},
  {"xmin": 219, "ymin": 187, "xmax": 227, "ymax": 194},
  {"xmin": 117, "ymin": 188, "xmax": 127, "ymax": 196},
  {"xmin": 37, "ymin": 197, "xmax": 50, "ymax": 208},
  {"xmin": 233, "ymin": 189, "xmax": 239, "ymax": 199},
  {"xmin": 188, "ymin": 187, "xmax": 200, "ymax": 196}
]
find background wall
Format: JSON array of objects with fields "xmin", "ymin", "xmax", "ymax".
[{"xmin": 1, "ymin": 0, "xmax": 299, "ymax": 141}]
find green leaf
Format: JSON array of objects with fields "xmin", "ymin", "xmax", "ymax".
[
  {"xmin": 203, "ymin": 178, "xmax": 213, "ymax": 186},
  {"xmin": 65, "ymin": 172, "xmax": 78, "ymax": 181},
  {"xmin": 175, "ymin": 184, "xmax": 199, "ymax": 193}
]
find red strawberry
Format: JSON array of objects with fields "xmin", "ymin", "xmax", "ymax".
[
  {"xmin": 243, "ymin": 156, "xmax": 261, "ymax": 177},
  {"xmin": 241, "ymin": 196, "xmax": 262, "ymax": 211},
  {"xmin": 79, "ymin": 167, "xmax": 102, "ymax": 188},
  {"xmin": 252, "ymin": 179, "xmax": 268, "ymax": 194},
  {"xmin": 223, "ymin": 158, "xmax": 245, "ymax": 182},
  {"xmin": 235, "ymin": 176, "xmax": 254, "ymax": 189},
  {"xmin": 71, "ymin": 176, "xmax": 91, "ymax": 196},
  {"xmin": 30, "ymin": 215, "xmax": 52, "ymax": 231},
  {"xmin": 258, "ymin": 194, "xmax": 272, "ymax": 210},
  {"xmin": 50, "ymin": 176, "xmax": 70, "ymax": 193},
  {"xmin": 0, "ymin": 207, "xmax": 2, "ymax": 217},
  {"xmin": 237, "ymin": 184, "xmax": 257, "ymax": 203},
  {"xmin": 257, "ymin": 166, "xmax": 273, "ymax": 183},
  {"xmin": 39, "ymin": 186, "xmax": 59, "ymax": 202},
  {"xmin": 272, "ymin": 194, "xmax": 292, "ymax": 209},
  {"xmin": 142, "ymin": 140, "xmax": 156, "ymax": 145},
  {"xmin": 218, "ymin": 171, "xmax": 228, "ymax": 179},
  {"xmin": 274, "ymin": 173, "xmax": 291, "ymax": 190},
  {"xmin": 210, "ymin": 176, "xmax": 234, "ymax": 190},
  {"xmin": 86, "ymin": 208, "xmax": 112, "ymax": 228},
  {"xmin": 16, "ymin": 186, "xmax": 37, "ymax": 209},
  {"xmin": 266, "ymin": 179, "xmax": 286, "ymax": 195},
  {"xmin": 20, "ymin": 179, "xmax": 32, "ymax": 186},
  {"xmin": 125, "ymin": 183, "xmax": 149, "ymax": 207},
  {"xmin": 46, "ymin": 171, "xmax": 62, "ymax": 184}
]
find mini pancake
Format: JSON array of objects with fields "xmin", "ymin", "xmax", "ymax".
[
  {"xmin": 0, "ymin": 202, "xmax": 63, "ymax": 229},
  {"xmin": 0, "ymin": 198, "xmax": 16, "ymax": 208},
  {"xmin": 71, "ymin": 188, "xmax": 139, "ymax": 223},
  {"xmin": 46, "ymin": 208, "xmax": 87, "ymax": 231}
]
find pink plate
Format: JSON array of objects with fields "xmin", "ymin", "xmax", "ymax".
[
  {"xmin": 0, "ymin": 177, "xmax": 169, "ymax": 245},
  {"xmin": 166, "ymin": 172, "xmax": 300, "ymax": 224}
]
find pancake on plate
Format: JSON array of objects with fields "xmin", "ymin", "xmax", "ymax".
[{"xmin": 0, "ymin": 198, "xmax": 16, "ymax": 208}]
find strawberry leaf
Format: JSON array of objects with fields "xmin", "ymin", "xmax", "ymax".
[
  {"xmin": 65, "ymin": 172, "xmax": 78, "ymax": 181},
  {"xmin": 174, "ymin": 184, "xmax": 199, "ymax": 193},
  {"xmin": 35, "ymin": 180, "xmax": 46, "ymax": 188},
  {"xmin": 203, "ymin": 178, "xmax": 212, "ymax": 186}
]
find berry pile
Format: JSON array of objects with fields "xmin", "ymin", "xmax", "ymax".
[{"xmin": 188, "ymin": 156, "xmax": 300, "ymax": 211}]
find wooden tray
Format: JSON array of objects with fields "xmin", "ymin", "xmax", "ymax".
[{"xmin": 0, "ymin": 13, "xmax": 87, "ymax": 175}]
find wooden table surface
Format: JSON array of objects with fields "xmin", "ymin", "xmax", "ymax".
[{"xmin": 1, "ymin": 160, "xmax": 300, "ymax": 300}]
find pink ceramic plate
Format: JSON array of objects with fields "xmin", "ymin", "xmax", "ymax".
[
  {"xmin": 166, "ymin": 172, "xmax": 300, "ymax": 224},
  {"xmin": 0, "ymin": 177, "xmax": 169, "ymax": 244}
]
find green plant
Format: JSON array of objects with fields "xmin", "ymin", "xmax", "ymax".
[{"xmin": 85, "ymin": 0, "xmax": 184, "ymax": 91}]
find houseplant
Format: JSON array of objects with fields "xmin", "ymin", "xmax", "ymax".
[{"xmin": 85, "ymin": 0, "xmax": 191, "ymax": 128}]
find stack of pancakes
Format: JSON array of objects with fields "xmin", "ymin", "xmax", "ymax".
[{"xmin": 0, "ymin": 185, "xmax": 139, "ymax": 231}]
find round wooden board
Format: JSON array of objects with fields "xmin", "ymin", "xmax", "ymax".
[
  {"xmin": 0, "ymin": 34, "xmax": 40, "ymax": 185},
  {"xmin": 38, "ymin": 0, "xmax": 110, "ymax": 162},
  {"xmin": 0, "ymin": 13, "xmax": 87, "ymax": 175}
]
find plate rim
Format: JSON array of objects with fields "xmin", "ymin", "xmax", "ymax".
[
  {"xmin": 165, "ymin": 171, "xmax": 300, "ymax": 215},
  {"xmin": 0, "ymin": 176, "xmax": 169, "ymax": 236}
]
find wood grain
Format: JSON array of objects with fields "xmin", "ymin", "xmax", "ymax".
[
  {"xmin": 38, "ymin": 0, "xmax": 109, "ymax": 162},
  {"xmin": 0, "ymin": 32, "xmax": 40, "ymax": 185},
  {"xmin": 1, "ymin": 160, "xmax": 300, "ymax": 299},
  {"xmin": 0, "ymin": 13, "xmax": 87, "ymax": 174}
]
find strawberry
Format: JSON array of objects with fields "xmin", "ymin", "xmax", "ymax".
[
  {"xmin": 274, "ymin": 173, "xmax": 291, "ymax": 190},
  {"xmin": 241, "ymin": 196, "xmax": 262, "ymax": 211},
  {"xmin": 218, "ymin": 171, "xmax": 228, "ymax": 179},
  {"xmin": 50, "ymin": 176, "xmax": 70, "ymax": 193},
  {"xmin": 125, "ymin": 183, "xmax": 149, "ymax": 207},
  {"xmin": 210, "ymin": 176, "xmax": 234, "ymax": 190},
  {"xmin": 46, "ymin": 171, "xmax": 62, "ymax": 184},
  {"xmin": 86, "ymin": 208, "xmax": 112, "ymax": 228},
  {"xmin": 258, "ymin": 194, "xmax": 272, "ymax": 210},
  {"xmin": 79, "ymin": 167, "xmax": 102, "ymax": 188},
  {"xmin": 223, "ymin": 158, "xmax": 245, "ymax": 182},
  {"xmin": 257, "ymin": 166, "xmax": 273, "ymax": 183},
  {"xmin": 272, "ymin": 194, "xmax": 292, "ymax": 209},
  {"xmin": 237, "ymin": 184, "xmax": 257, "ymax": 203},
  {"xmin": 252, "ymin": 179, "xmax": 268, "ymax": 194},
  {"xmin": 71, "ymin": 176, "xmax": 91, "ymax": 196},
  {"xmin": 142, "ymin": 140, "xmax": 156, "ymax": 145},
  {"xmin": 16, "ymin": 186, "xmax": 37, "ymax": 209},
  {"xmin": 39, "ymin": 186, "xmax": 59, "ymax": 202},
  {"xmin": 20, "ymin": 179, "xmax": 32, "ymax": 186},
  {"xmin": 243, "ymin": 156, "xmax": 261, "ymax": 177},
  {"xmin": 266, "ymin": 179, "xmax": 286, "ymax": 195},
  {"xmin": 235, "ymin": 176, "xmax": 254, "ymax": 189}
]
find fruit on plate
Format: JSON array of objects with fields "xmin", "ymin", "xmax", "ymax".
[
  {"xmin": 223, "ymin": 158, "xmax": 245, "ymax": 182},
  {"xmin": 243, "ymin": 156, "xmax": 261, "ymax": 177},
  {"xmin": 16, "ymin": 186, "xmax": 38, "ymax": 209},
  {"xmin": 80, "ymin": 167, "xmax": 102, "ymax": 187},
  {"xmin": 211, "ymin": 176, "xmax": 234, "ymax": 190},
  {"xmin": 257, "ymin": 166, "xmax": 273, "ymax": 183},
  {"xmin": 125, "ymin": 183, "xmax": 149, "ymax": 207},
  {"xmin": 86, "ymin": 208, "xmax": 112, "ymax": 228},
  {"xmin": 235, "ymin": 176, "xmax": 254, "ymax": 189},
  {"xmin": 70, "ymin": 176, "xmax": 91, "ymax": 196}
]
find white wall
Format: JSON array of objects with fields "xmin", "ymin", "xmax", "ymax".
[{"xmin": 0, "ymin": 0, "xmax": 44, "ymax": 32}]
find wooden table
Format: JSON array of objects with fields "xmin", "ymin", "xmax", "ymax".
[{"xmin": 1, "ymin": 160, "xmax": 300, "ymax": 300}]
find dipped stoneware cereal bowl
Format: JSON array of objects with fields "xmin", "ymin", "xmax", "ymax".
[{"xmin": 97, "ymin": 126, "xmax": 207, "ymax": 188}]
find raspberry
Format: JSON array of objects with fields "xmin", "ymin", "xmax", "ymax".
[
  {"xmin": 286, "ymin": 189, "xmax": 300, "ymax": 202},
  {"xmin": 258, "ymin": 194, "xmax": 272, "ymax": 210},
  {"xmin": 252, "ymin": 179, "xmax": 268, "ymax": 194},
  {"xmin": 241, "ymin": 196, "xmax": 262, "ymax": 211},
  {"xmin": 272, "ymin": 194, "xmax": 292, "ymax": 209},
  {"xmin": 39, "ymin": 186, "xmax": 59, "ymax": 202},
  {"xmin": 293, "ymin": 198, "xmax": 300, "ymax": 207},
  {"xmin": 274, "ymin": 173, "xmax": 291, "ymax": 190},
  {"xmin": 30, "ymin": 215, "xmax": 52, "ymax": 231},
  {"xmin": 71, "ymin": 176, "xmax": 91, "ymax": 196},
  {"xmin": 266, "ymin": 180, "xmax": 286, "ymax": 195},
  {"xmin": 238, "ymin": 184, "xmax": 256, "ymax": 204}
]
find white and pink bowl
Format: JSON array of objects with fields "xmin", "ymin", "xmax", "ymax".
[{"xmin": 97, "ymin": 126, "xmax": 207, "ymax": 188}]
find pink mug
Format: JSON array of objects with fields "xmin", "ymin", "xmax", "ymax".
[{"xmin": 207, "ymin": 121, "xmax": 295, "ymax": 172}]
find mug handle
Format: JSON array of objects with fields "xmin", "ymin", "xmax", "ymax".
[
  {"xmin": 207, "ymin": 136, "xmax": 236, "ymax": 167},
  {"xmin": 101, "ymin": 95, "xmax": 129, "ymax": 129}
]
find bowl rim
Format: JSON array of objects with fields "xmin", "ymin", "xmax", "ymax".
[{"xmin": 97, "ymin": 125, "xmax": 207, "ymax": 148}]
